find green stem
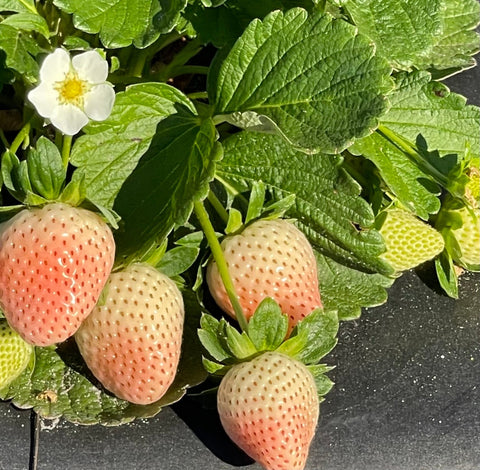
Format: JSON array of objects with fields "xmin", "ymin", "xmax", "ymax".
[
  {"xmin": 61, "ymin": 134, "xmax": 72, "ymax": 169},
  {"xmin": 169, "ymin": 65, "xmax": 209, "ymax": 78},
  {"xmin": 9, "ymin": 120, "xmax": 31, "ymax": 154},
  {"xmin": 377, "ymin": 125, "xmax": 449, "ymax": 188},
  {"xmin": 207, "ymin": 190, "xmax": 229, "ymax": 224},
  {"xmin": 193, "ymin": 200, "xmax": 249, "ymax": 332},
  {"xmin": 129, "ymin": 48, "xmax": 149, "ymax": 77},
  {"xmin": 0, "ymin": 129, "xmax": 8, "ymax": 148},
  {"xmin": 187, "ymin": 91, "xmax": 209, "ymax": 100},
  {"xmin": 159, "ymin": 38, "xmax": 203, "ymax": 82}
]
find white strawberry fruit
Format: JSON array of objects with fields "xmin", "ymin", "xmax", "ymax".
[{"xmin": 75, "ymin": 263, "xmax": 184, "ymax": 405}]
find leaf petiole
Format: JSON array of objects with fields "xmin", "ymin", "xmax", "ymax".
[{"xmin": 193, "ymin": 200, "xmax": 249, "ymax": 332}]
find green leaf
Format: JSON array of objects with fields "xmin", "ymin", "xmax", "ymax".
[
  {"xmin": 344, "ymin": 0, "xmax": 444, "ymax": 70},
  {"xmin": 156, "ymin": 245, "xmax": 200, "ymax": 277},
  {"xmin": 1, "ymin": 12, "xmax": 50, "ymax": 38},
  {"xmin": 1, "ymin": 150, "xmax": 25, "ymax": 201},
  {"xmin": 154, "ymin": 0, "xmax": 188, "ymax": 34},
  {"xmin": 315, "ymin": 251, "xmax": 393, "ymax": 320},
  {"xmin": 275, "ymin": 326, "xmax": 309, "ymax": 357},
  {"xmin": 225, "ymin": 207, "xmax": 243, "ymax": 234},
  {"xmin": 435, "ymin": 250, "xmax": 458, "ymax": 299},
  {"xmin": 0, "ymin": 0, "xmax": 36, "ymax": 13},
  {"xmin": 349, "ymin": 131, "xmax": 441, "ymax": 220},
  {"xmin": 225, "ymin": 324, "xmax": 258, "ymax": 359},
  {"xmin": 245, "ymin": 180, "xmax": 265, "ymax": 224},
  {"xmin": 70, "ymin": 83, "xmax": 196, "ymax": 209},
  {"xmin": 1, "ymin": 290, "xmax": 207, "ymax": 425},
  {"xmin": 307, "ymin": 364, "xmax": 335, "ymax": 396},
  {"xmin": 27, "ymin": 136, "xmax": 66, "ymax": 200},
  {"xmin": 292, "ymin": 308, "xmax": 339, "ymax": 364},
  {"xmin": 198, "ymin": 313, "xmax": 232, "ymax": 362},
  {"xmin": 415, "ymin": 0, "xmax": 480, "ymax": 77},
  {"xmin": 113, "ymin": 108, "xmax": 219, "ymax": 259},
  {"xmin": 247, "ymin": 297, "xmax": 289, "ymax": 351},
  {"xmin": 380, "ymin": 71, "xmax": 480, "ymax": 158},
  {"xmin": 0, "ymin": 23, "xmax": 40, "ymax": 83},
  {"xmin": 209, "ymin": 8, "xmax": 392, "ymax": 154},
  {"xmin": 218, "ymin": 132, "xmax": 392, "ymax": 275},
  {"xmin": 59, "ymin": 173, "xmax": 86, "ymax": 206},
  {"xmin": 53, "ymin": 0, "xmax": 164, "ymax": 48}
]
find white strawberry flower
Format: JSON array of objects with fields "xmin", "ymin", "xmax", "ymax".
[{"xmin": 28, "ymin": 48, "xmax": 115, "ymax": 136}]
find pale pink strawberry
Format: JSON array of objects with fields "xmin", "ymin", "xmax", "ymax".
[
  {"xmin": 0, "ymin": 203, "xmax": 115, "ymax": 346},
  {"xmin": 217, "ymin": 351, "xmax": 319, "ymax": 470},
  {"xmin": 75, "ymin": 263, "xmax": 184, "ymax": 405},
  {"xmin": 206, "ymin": 219, "xmax": 321, "ymax": 333}
]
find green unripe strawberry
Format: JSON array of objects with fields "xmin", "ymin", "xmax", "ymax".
[
  {"xmin": 0, "ymin": 319, "xmax": 33, "ymax": 390},
  {"xmin": 378, "ymin": 208, "xmax": 445, "ymax": 272},
  {"xmin": 449, "ymin": 207, "xmax": 480, "ymax": 270}
]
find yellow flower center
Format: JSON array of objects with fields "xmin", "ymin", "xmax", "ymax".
[{"xmin": 54, "ymin": 72, "xmax": 89, "ymax": 107}]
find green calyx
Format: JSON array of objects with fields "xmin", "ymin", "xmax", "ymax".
[{"xmin": 197, "ymin": 298, "xmax": 338, "ymax": 399}]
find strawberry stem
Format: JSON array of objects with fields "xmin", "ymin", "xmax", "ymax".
[
  {"xmin": 193, "ymin": 200, "xmax": 249, "ymax": 332},
  {"xmin": 61, "ymin": 134, "xmax": 72, "ymax": 169},
  {"xmin": 207, "ymin": 190, "xmax": 229, "ymax": 224},
  {"xmin": 9, "ymin": 120, "xmax": 31, "ymax": 154}
]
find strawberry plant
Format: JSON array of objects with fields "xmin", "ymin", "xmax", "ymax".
[{"xmin": 0, "ymin": 0, "xmax": 479, "ymax": 468}]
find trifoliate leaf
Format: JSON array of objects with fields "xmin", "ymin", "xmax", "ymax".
[
  {"xmin": 70, "ymin": 83, "xmax": 196, "ymax": 209},
  {"xmin": 112, "ymin": 108, "xmax": 219, "ymax": 259},
  {"xmin": 209, "ymin": 8, "xmax": 392, "ymax": 154}
]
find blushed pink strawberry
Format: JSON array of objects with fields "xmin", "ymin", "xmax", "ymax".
[
  {"xmin": 0, "ymin": 203, "xmax": 115, "ymax": 346},
  {"xmin": 206, "ymin": 219, "xmax": 321, "ymax": 333},
  {"xmin": 217, "ymin": 351, "xmax": 319, "ymax": 470},
  {"xmin": 75, "ymin": 263, "xmax": 184, "ymax": 405}
]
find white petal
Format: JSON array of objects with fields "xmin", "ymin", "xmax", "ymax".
[
  {"xmin": 72, "ymin": 50, "xmax": 108, "ymax": 84},
  {"xmin": 28, "ymin": 83, "xmax": 58, "ymax": 118},
  {"xmin": 39, "ymin": 48, "xmax": 71, "ymax": 84},
  {"xmin": 83, "ymin": 84, "xmax": 115, "ymax": 121},
  {"xmin": 50, "ymin": 104, "xmax": 89, "ymax": 136}
]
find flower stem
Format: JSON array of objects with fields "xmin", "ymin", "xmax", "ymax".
[
  {"xmin": 61, "ymin": 134, "xmax": 72, "ymax": 169},
  {"xmin": 9, "ymin": 120, "xmax": 31, "ymax": 154},
  {"xmin": 193, "ymin": 200, "xmax": 249, "ymax": 332}
]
